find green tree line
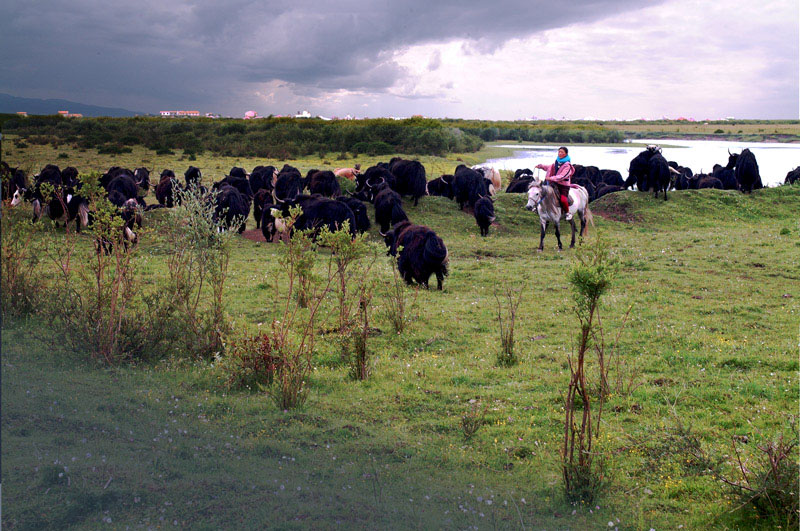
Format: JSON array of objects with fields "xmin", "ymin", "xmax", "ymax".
[{"xmin": 2, "ymin": 114, "xmax": 624, "ymax": 158}]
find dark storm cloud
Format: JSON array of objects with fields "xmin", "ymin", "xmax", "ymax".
[{"xmin": 0, "ymin": 0, "xmax": 662, "ymax": 112}]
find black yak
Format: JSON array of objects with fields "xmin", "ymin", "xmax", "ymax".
[
  {"xmin": 474, "ymin": 196, "xmax": 495, "ymax": 237},
  {"xmin": 388, "ymin": 158, "xmax": 427, "ymax": 206},
  {"xmin": 733, "ymin": 148, "xmax": 762, "ymax": 193},
  {"xmin": 384, "ymin": 220, "xmax": 449, "ymax": 290}
]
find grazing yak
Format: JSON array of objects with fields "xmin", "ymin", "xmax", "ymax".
[
  {"xmin": 384, "ymin": 220, "xmax": 448, "ymax": 290},
  {"xmin": 133, "ymin": 167, "xmax": 150, "ymax": 194},
  {"xmin": 426, "ymin": 175, "xmax": 455, "ymax": 199},
  {"xmin": 250, "ymin": 165, "xmax": 277, "ymax": 195},
  {"xmin": 184, "ymin": 166, "xmax": 203, "ymax": 187},
  {"xmin": 336, "ymin": 196, "xmax": 370, "ymax": 234},
  {"xmin": 627, "ymin": 146, "xmax": 672, "ymax": 200},
  {"xmin": 353, "ymin": 165, "xmax": 396, "ymax": 202},
  {"xmin": 711, "ymin": 162, "xmax": 738, "ymax": 190},
  {"xmin": 213, "ymin": 183, "xmax": 250, "ymax": 233},
  {"xmin": 11, "ymin": 164, "xmax": 64, "ymax": 222},
  {"xmin": 228, "ymin": 166, "xmax": 247, "ymax": 179},
  {"xmin": 474, "ymin": 196, "xmax": 495, "ymax": 237},
  {"xmin": 593, "ymin": 183, "xmax": 624, "ymax": 201},
  {"xmin": 785, "ymin": 166, "xmax": 800, "ymax": 185},
  {"xmin": 599, "ymin": 169, "xmax": 624, "ymax": 188},
  {"xmin": 697, "ymin": 175, "xmax": 723, "ymax": 189},
  {"xmin": 252, "ymin": 189, "xmax": 272, "ymax": 229},
  {"xmin": 273, "ymin": 164, "xmax": 304, "ymax": 203},
  {"xmin": 261, "ymin": 194, "xmax": 357, "ymax": 242},
  {"xmin": 61, "ymin": 166, "xmax": 79, "ymax": 188},
  {"xmin": 305, "ymin": 170, "xmax": 341, "ymax": 198},
  {"xmin": 3, "ymin": 167, "xmax": 28, "ymax": 202},
  {"xmin": 155, "ymin": 169, "xmax": 178, "ymax": 207},
  {"xmin": 388, "ymin": 158, "xmax": 427, "ymax": 206},
  {"xmin": 106, "ymin": 174, "xmax": 139, "ymax": 206},
  {"xmin": 215, "ymin": 173, "xmax": 254, "ymax": 199},
  {"xmin": 100, "ymin": 166, "xmax": 133, "ymax": 189},
  {"xmin": 733, "ymin": 148, "xmax": 762, "ymax": 193},
  {"xmin": 453, "ymin": 164, "xmax": 490, "ymax": 210},
  {"xmin": 671, "ymin": 166, "xmax": 694, "ymax": 190},
  {"xmin": 373, "ymin": 185, "xmax": 409, "ymax": 236},
  {"xmin": 506, "ymin": 169, "xmax": 534, "ymax": 193}
]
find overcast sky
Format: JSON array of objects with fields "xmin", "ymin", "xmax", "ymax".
[{"xmin": 2, "ymin": 0, "xmax": 797, "ymax": 119}]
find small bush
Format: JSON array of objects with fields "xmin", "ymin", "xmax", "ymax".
[
  {"xmin": 722, "ymin": 424, "xmax": 799, "ymax": 528},
  {"xmin": 346, "ymin": 286, "xmax": 373, "ymax": 381},
  {"xmin": 461, "ymin": 399, "xmax": 487, "ymax": 440},
  {"xmin": 97, "ymin": 143, "xmax": 132, "ymax": 154},
  {"xmin": 156, "ymin": 147, "xmax": 175, "ymax": 155},
  {"xmin": 217, "ymin": 333, "xmax": 280, "ymax": 391},
  {"xmin": 57, "ymin": 152, "xmax": 69, "ymax": 159},
  {"xmin": 714, "ymin": 129, "xmax": 725, "ymax": 134},
  {"xmin": 382, "ymin": 257, "xmax": 417, "ymax": 334},
  {"xmin": 494, "ymin": 282, "xmax": 524, "ymax": 367}
]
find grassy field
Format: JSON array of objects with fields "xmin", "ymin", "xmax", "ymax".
[
  {"xmin": 601, "ymin": 120, "xmax": 800, "ymax": 142},
  {"xmin": 2, "ymin": 141, "xmax": 799, "ymax": 529}
]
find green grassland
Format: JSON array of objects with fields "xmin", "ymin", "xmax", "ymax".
[{"xmin": 2, "ymin": 141, "xmax": 799, "ymax": 529}]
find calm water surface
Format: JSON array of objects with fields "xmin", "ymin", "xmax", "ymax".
[{"xmin": 482, "ymin": 139, "xmax": 799, "ymax": 187}]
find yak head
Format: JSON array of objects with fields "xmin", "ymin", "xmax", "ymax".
[{"xmin": 726, "ymin": 149, "xmax": 739, "ymax": 169}]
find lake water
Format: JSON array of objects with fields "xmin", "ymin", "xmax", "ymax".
[{"xmin": 482, "ymin": 139, "xmax": 800, "ymax": 187}]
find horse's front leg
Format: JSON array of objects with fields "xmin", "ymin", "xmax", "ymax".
[
  {"xmin": 554, "ymin": 222, "xmax": 563, "ymax": 250},
  {"xmin": 538, "ymin": 220, "xmax": 547, "ymax": 251},
  {"xmin": 568, "ymin": 218, "xmax": 577, "ymax": 248}
]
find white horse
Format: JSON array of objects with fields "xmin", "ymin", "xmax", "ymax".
[{"xmin": 525, "ymin": 177, "xmax": 592, "ymax": 251}]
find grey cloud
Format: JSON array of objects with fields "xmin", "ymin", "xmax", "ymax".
[{"xmin": 0, "ymin": 0, "xmax": 664, "ymax": 113}]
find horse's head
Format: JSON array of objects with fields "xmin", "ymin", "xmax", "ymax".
[{"xmin": 525, "ymin": 179, "xmax": 542, "ymax": 211}]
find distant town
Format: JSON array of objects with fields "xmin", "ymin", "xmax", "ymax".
[{"xmin": 12, "ymin": 108, "xmax": 740, "ymax": 122}]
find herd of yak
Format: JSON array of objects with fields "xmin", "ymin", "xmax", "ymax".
[{"xmin": 2, "ymin": 148, "xmax": 798, "ymax": 290}]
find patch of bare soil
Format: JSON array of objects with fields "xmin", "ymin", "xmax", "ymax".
[
  {"xmin": 591, "ymin": 194, "xmax": 641, "ymax": 223},
  {"xmin": 241, "ymin": 228, "xmax": 265, "ymax": 242}
]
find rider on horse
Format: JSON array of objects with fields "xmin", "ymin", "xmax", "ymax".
[{"xmin": 536, "ymin": 146, "xmax": 576, "ymax": 220}]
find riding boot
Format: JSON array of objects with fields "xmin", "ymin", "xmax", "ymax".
[{"xmin": 561, "ymin": 195, "xmax": 573, "ymax": 220}]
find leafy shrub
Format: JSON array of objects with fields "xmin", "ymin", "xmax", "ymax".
[
  {"xmin": 562, "ymin": 238, "xmax": 618, "ymax": 503},
  {"xmin": 1, "ymin": 209, "xmax": 42, "ymax": 318},
  {"xmin": 351, "ymin": 141, "xmax": 394, "ymax": 156}
]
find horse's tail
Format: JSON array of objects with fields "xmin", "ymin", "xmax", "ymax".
[{"xmin": 582, "ymin": 206, "xmax": 594, "ymax": 236}]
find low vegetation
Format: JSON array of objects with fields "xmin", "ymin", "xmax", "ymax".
[{"xmin": 2, "ymin": 139, "xmax": 798, "ymax": 528}]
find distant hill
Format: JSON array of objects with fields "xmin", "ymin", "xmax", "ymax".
[{"xmin": 0, "ymin": 93, "xmax": 144, "ymax": 117}]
